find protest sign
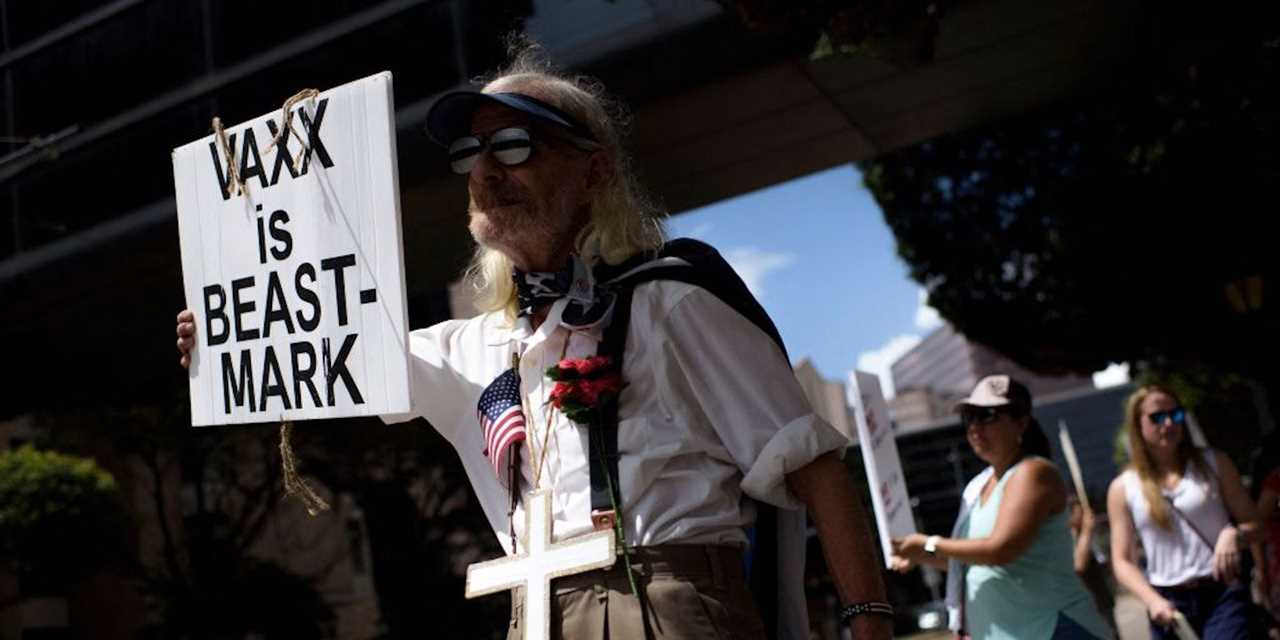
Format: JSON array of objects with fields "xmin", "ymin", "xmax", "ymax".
[
  {"xmin": 848, "ymin": 371, "xmax": 916, "ymax": 567},
  {"xmin": 1057, "ymin": 420, "xmax": 1090, "ymax": 511},
  {"xmin": 172, "ymin": 72, "xmax": 409, "ymax": 426}
]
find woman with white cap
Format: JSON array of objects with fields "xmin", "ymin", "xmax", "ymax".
[{"xmin": 891, "ymin": 375, "xmax": 1114, "ymax": 640}]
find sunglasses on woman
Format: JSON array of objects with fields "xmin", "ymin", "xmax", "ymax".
[
  {"xmin": 961, "ymin": 406, "xmax": 1009, "ymax": 426},
  {"xmin": 448, "ymin": 127, "xmax": 534, "ymax": 174},
  {"xmin": 1147, "ymin": 407, "xmax": 1187, "ymax": 425}
]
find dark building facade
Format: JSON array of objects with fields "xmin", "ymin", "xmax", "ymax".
[{"xmin": 889, "ymin": 324, "xmax": 1094, "ymax": 429}]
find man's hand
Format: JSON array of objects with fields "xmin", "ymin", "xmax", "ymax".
[
  {"xmin": 1212, "ymin": 525, "xmax": 1241, "ymax": 584},
  {"xmin": 176, "ymin": 309, "xmax": 196, "ymax": 368}
]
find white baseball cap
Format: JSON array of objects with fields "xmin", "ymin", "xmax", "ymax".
[{"xmin": 955, "ymin": 374, "xmax": 1031, "ymax": 412}]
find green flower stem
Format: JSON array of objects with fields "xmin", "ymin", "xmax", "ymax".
[{"xmin": 593, "ymin": 431, "xmax": 640, "ymax": 599}]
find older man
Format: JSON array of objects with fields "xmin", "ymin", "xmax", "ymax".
[{"xmin": 177, "ymin": 55, "xmax": 890, "ymax": 640}]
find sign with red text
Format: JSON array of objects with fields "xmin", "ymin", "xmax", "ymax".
[
  {"xmin": 848, "ymin": 371, "xmax": 917, "ymax": 567},
  {"xmin": 172, "ymin": 72, "xmax": 409, "ymax": 426}
]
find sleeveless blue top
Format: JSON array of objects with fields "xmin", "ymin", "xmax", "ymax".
[{"xmin": 959, "ymin": 459, "xmax": 1114, "ymax": 639}]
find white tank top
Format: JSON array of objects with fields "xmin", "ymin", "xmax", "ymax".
[{"xmin": 1121, "ymin": 450, "xmax": 1230, "ymax": 586}]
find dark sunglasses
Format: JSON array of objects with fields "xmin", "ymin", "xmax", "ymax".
[
  {"xmin": 1147, "ymin": 407, "xmax": 1187, "ymax": 425},
  {"xmin": 448, "ymin": 127, "xmax": 534, "ymax": 175},
  {"xmin": 961, "ymin": 406, "xmax": 1009, "ymax": 426}
]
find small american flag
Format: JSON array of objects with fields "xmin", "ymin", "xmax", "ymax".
[{"xmin": 477, "ymin": 367, "xmax": 526, "ymax": 484}]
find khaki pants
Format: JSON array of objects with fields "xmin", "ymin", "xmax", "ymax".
[{"xmin": 507, "ymin": 545, "xmax": 768, "ymax": 640}]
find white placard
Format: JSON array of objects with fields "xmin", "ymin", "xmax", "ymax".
[
  {"xmin": 848, "ymin": 371, "xmax": 917, "ymax": 567},
  {"xmin": 1172, "ymin": 612, "xmax": 1200, "ymax": 640},
  {"xmin": 1185, "ymin": 410, "xmax": 1209, "ymax": 448},
  {"xmin": 172, "ymin": 72, "xmax": 410, "ymax": 426},
  {"xmin": 1058, "ymin": 420, "xmax": 1090, "ymax": 511}
]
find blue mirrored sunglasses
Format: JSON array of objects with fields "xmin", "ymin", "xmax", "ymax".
[{"xmin": 1147, "ymin": 407, "xmax": 1187, "ymax": 425}]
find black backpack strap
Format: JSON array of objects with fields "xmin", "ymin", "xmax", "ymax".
[
  {"xmin": 590, "ymin": 282, "xmax": 633, "ymax": 524},
  {"xmin": 589, "ymin": 238, "xmax": 785, "ymax": 639},
  {"xmin": 605, "ymin": 238, "xmax": 789, "ymax": 361}
]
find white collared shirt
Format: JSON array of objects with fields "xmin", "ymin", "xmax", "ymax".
[{"xmin": 386, "ymin": 279, "xmax": 849, "ymax": 554}]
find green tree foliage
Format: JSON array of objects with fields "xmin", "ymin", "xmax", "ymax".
[
  {"xmin": 859, "ymin": 15, "xmax": 1278, "ymax": 383},
  {"xmin": 0, "ymin": 446, "xmax": 127, "ymax": 594}
]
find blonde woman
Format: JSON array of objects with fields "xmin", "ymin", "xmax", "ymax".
[{"xmin": 1106, "ymin": 385, "xmax": 1261, "ymax": 639}]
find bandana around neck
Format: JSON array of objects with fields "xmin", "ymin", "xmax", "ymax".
[{"xmin": 513, "ymin": 255, "xmax": 615, "ymax": 328}]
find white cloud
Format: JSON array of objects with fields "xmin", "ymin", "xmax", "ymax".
[
  {"xmin": 855, "ymin": 334, "xmax": 923, "ymax": 399},
  {"xmin": 914, "ymin": 288, "xmax": 943, "ymax": 331},
  {"xmin": 684, "ymin": 222, "xmax": 714, "ymax": 240},
  {"xmin": 1093, "ymin": 362, "xmax": 1131, "ymax": 389},
  {"xmin": 722, "ymin": 247, "xmax": 795, "ymax": 299}
]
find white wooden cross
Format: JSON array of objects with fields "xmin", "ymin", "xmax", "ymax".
[{"xmin": 465, "ymin": 489, "xmax": 617, "ymax": 640}]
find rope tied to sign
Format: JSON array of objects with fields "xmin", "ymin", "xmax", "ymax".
[
  {"xmin": 280, "ymin": 421, "xmax": 330, "ymax": 516},
  {"xmin": 211, "ymin": 88, "xmax": 329, "ymax": 514},
  {"xmin": 264, "ymin": 88, "xmax": 321, "ymax": 173},
  {"xmin": 209, "ymin": 87, "xmax": 318, "ymax": 199},
  {"xmin": 211, "ymin": 116, "xmax": 245, "ymax": 197},
  {"xmin": 271, "ymin": 89, "xmax": 327, "ymax": 516}
]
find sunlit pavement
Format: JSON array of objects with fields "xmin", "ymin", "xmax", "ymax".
[{"xmin": 891, "ymin": 591, "xmax": 1151, "ymax": 640}]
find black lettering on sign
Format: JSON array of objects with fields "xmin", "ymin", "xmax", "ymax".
[
  {"xmin": 231, "ymin": 276, "xmax": 259, "ymax": 342},
  {"xmin": 294, "ymin": 263, "xmax": 321, "ymax": 331},
  {"xmin": 264, "ymin": 117, "xmax": 301, "ymax": 186},
  {"xmin": 208, "ymin": 134, "xmax": 238, "ymax": 201},
  {"xmin": 291, "ymin": 341, "xmax": 323, "ymax": 409},
  {"xmin": 207, "ymin": 97, "xmax": 334, "ymax": 200},
  {"xmin": 322, "ymin": 333, "xmax": 364, "ymax": 406},
  {"xmin": 321, "ymin": 254, "xmax": 356, "ymax": 326},
  {"xmin": 259, "ymin": 345, "xmax": 292, "ymax": 411},
  {"xmin": 268, "ymin": 209, "xmax": 292, "ymax": 260},
  {"xmin": 222, "ymin": 349, "xmax": 255, "ymax": 414},
  {"xmin": 256, "ymin": 204, "xmax": 267, "ymax": 265},
  {"xmin": 203, "ymin": 284, "xmax": 229, "ymax": 346},
  {"xmin": 262, "ymin": 271, "xmax": 295, "ymax": 338},
  {"xmin": 237, "ymin": 128, "xmax": 269, "ymax": 190},
  {"xmin": 300, "ymin": 98, "xmax": 334, "ymax": 170}
]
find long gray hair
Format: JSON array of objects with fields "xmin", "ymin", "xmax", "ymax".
[{"xmin": 461, "ymin": 43, "xmax": 667, "ymax": 317}]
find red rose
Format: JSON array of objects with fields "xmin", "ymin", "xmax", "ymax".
[
  {"xmin": 582, "ymin": 380, "xmax": 607, "ymax": 406},
  {"xmin": 549, "ymin": 382, "xmax": 579, "ymax": 408},
  {"xmin": 545, "ymin": 357, "xmax": 624, "ymax": 424},
  {"xmin": 581, "ymin": 376, "xmax": 624, "ymax": 406},
  {"xmin": 575, "ymin": 356, "xmax": 612, "ymax": 376}
]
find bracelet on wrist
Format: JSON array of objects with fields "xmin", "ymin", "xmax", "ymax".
[{"xmin": 839, "ymin": 601, "xmax": 894, "ymax": 624}]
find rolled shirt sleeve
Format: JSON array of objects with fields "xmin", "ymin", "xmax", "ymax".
[{"xmin": 660, "ymin": 287, "xmax": 850, "ymax": 510}]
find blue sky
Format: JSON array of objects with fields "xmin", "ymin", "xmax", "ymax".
[
  {"xmin": 665, "ymin": 164, "xmax": 940, "ymax": 396},
  {"xmin": 665, "ymin": 163, "xmax": 1128, "ymax": 396}
]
